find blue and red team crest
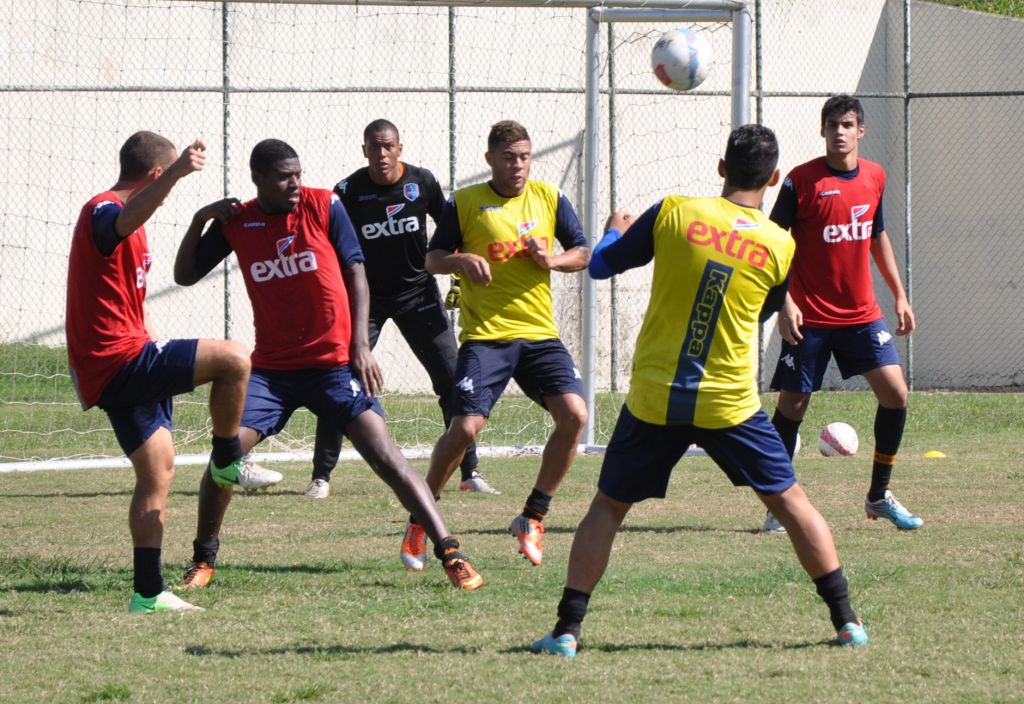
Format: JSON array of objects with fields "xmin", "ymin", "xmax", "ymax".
[
  {"xmin": 403, "ymin": 183, "xmax": 419, "ymax": 201},
  {"xmin": 276, "ymin": 235, "xmax": 295, "ymax": 256},
  {"xmin": 386, "ymin": 203, "xmax": 405, "ymax": 218},
  {"xmin": 517, "ymin": 220, "xmax": 537, "ymax": 237},
  {"xmin": 732, "ymin": 216, "xmax": 760, "ymax": 230}
]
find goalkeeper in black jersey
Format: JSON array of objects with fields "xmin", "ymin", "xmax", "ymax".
[{"xmin": 299, "ymin": 119, "xmax": 493, "ymax": 498}]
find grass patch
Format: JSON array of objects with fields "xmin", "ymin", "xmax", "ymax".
[{"xmin": 1, "ymin": 391, "xmax": 1023, "ymax": 702}]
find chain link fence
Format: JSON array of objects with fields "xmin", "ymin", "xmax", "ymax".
[{"xmin": 1, "ymin": 0, "xmax": 1021, "ymax": 466}]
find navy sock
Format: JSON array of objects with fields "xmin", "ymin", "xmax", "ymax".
[
  {"xmin": 191, "ymin": 539, "xmax": 219, "ymax": 566},
  {"xmin": 813, "ymin": 567, "xmax": 858, "ymax": 631},
  {"xmin": 133, "ymin": 547, "xmax": 163, "ymax": 598},
  {"xmin": 459, "ymin": 445, "xmax": 480, "ymax": 481},
  {"xmin": 771, "ymin": 408, "xmax": 803, "ymax": 459},
  {"xmin": 523, "ymin": 489, "xmax": 553, "ymax": 522},
  {"xmin": 553, "ymin": 587, "xmax": 591, "ymax": 638},
  {"xmin": 211, "ymin": 434, "xmax": 242, "ymax": 469}
]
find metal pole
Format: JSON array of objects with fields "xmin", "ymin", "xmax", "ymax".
[
  {"xmin": 221, "ymin": 2, "xmax": 233, "ymax": 340},
  {"xmin": 903, "ymin": 0, "xmax": 913, "ymax": 389},
  {"xmin": 607, "ymin": 22, "xmax": 619, "ymax": 394},
  {"xmin": 448, "ymin": 7, "xmax": 457, "ymax": 192},
  {"xmin": 582, "ymin": 9, "xmax": 601, "ymax": 446},
  {"xmin": 731, "ymin": 1, "xmax": 751, "ymax": 128}
]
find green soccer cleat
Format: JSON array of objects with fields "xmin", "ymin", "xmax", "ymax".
[
  {"xmin": 128, "ymin": 590, "xmax": 203, "ymax": 614},
  {"xmin": 210, "ymin": 455, "xmax": 283, "ymax": 489}
]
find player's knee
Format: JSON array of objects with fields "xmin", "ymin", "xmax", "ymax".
[
  {"xmin": 554, "ymin": 401, "xmax": 588, "ymax": 435},
  {"xmin": 447, "ymin": 416, "xmax": 482, "ymax": 445}
]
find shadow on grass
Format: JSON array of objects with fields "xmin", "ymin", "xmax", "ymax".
[
  {"xmin": 184, "ymin": 641, "xmax": 480, "ymax": 658},
  {"xmin": 502, "ymin": 638, "xmax": 827, "ymax": 655},
  {"xmin": 466, "ymin": 524, "xmax": 757, "ymax": 537}
]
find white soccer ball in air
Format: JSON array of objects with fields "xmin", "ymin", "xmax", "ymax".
[
  {"xmin": 651, "ymin": 27, "xmax": 712, "ymax": 92},
  {"xmin": 818, "ymin": 422, "xmax": 859, "ymax": 457}
]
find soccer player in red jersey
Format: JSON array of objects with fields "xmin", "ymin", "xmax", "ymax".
[
  {"xmin": 66, "ymin": 131, "xmax": 252, "ymax": 613},
  {"xmin": 763, "ymin": 95, "xmax": 922, "ymax": 533},
  {"xmin": 174, "ymin": 139, "xmax": 482, "ymax": 591}
]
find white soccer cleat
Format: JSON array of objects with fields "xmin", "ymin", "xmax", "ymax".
[
  {"xmin": 128, "ymin": 590, "xmax": 203, "ymax": 614},
  {"xmin": 237, "ymin": 454, "xmax": 283, "ymax": 491},
  {"xmin": 458, "ymin": 471, "xmax": 501, "ymax": 495},
  {"xmin": 304, "ymin": 478, "xmax": 331, "ymax": 499},
  {"xmin": 762, "ymin": 511, "xmax": 787, "ymax": 534}
]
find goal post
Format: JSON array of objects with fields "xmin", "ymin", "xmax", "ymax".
[{"xmin": 0, "ymin": 0, "xmax": 750, "ymax": 470}]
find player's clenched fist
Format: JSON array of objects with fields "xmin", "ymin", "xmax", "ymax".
[{"xmin": 171, "ymin": 137, "xmax": 208, "ymax": 178}]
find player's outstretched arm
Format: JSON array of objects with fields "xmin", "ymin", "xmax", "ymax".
[
  {"xmin": 342, "ymin": 263, "xmax": 384, "ymax": 397},
  {"xmin": 116, "ymin": 137, "xmax": 207, "ymax": 238},
  {"xmin": 870, "ymin": 231, "xmax": 916, "ymax": 336},
  {"xmin": 174, "ymin": 198, "xmax": 240, "ymax": 286}
]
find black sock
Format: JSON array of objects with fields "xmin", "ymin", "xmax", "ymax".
[
  {"xmin": 523, "ymin": 489, "xmax": 553, "ymax": 522},
  {"xmin": 771, "ymin": 409, "xmax": 802, "ymax": 459},
  {"xmin": 813, "ymin": 567, "xmax": 858, "ymax": 631},
  {"xmin": 211, "ymin": 434, "xmax": 242, "ymax": 469},
  {"xmin": 553, "ymin": 587, "xmax": 591, "ymax": 638},
  {"xmin": 433, "ymin": 536, "xmax": 463, "ymax": 563},
  {"xmin": 312, "ymin": 423, "xmax": 342, "ymax": 482},
  {"xmin": 191, "ymin": 539, "xmax": 220, "ymax": 566},
  {"xmin": 869, "ymin": 406, "xmax": 906, "ymax": 501},
  {"xmin": 133, "ymin": 547, "xmax": 163, "ymax": 598},
  {"xmin": 459, "ymin": 445, "xmax": 480, "ymax": 481}
]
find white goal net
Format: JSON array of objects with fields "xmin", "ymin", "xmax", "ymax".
[{"xmin": 0, "ymin": 0, "xmax": 742, "ymax": 469}]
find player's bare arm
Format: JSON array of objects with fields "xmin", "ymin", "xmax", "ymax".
[
  {"xmin": 778, "ymin": 291, "xmax": 805, "ymax": 345},
  {"xmin": 174, "ymin": 198, "xmax": 240, "ymax": 286},
  {"xmin": 116, "ymin": 137, "xmax": 208, "ymax": 238},
  {"xmin": 870, "ymin": 231, "xmax": 916, "ymax": 336},
  {"xmin": 425, "ymin": 249, "xmax": 492, "ymax": 285},
  {"xmin": 604, "ymin": 210, "xmax": 635, "ymax": 233},
  {"xmin": 525, "ymin": 238, "xmax": 590, "ymax": 272},
  {"xmin": 342, "ymin": 263, "xmax": 385, "ymax": 397}
]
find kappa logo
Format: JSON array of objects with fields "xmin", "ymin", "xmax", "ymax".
[
  {"xmin": 876, "ymin": 330, "xmax": 892, "ymax": 346},
  {"xmin": 517, "ymin": 220, "xmax": 537, "ymax": 237},
  {"xmin": 403, "ymin": 183, "xmax": 420, "ymax": 201},
  {"xmin": 823, "ymin": 204, "xmax": 873, "ymax": 243},
  {"xmin": 154, "ymin": 340, "xmax": 168, "ymax": 353},
  {"xmin": 782, "ymin": 353, "xmax": 796, "ymax": 371},
  {"xmin": 243, "ymin": 221, "xmax": 266, "ymax": 229},
  {"xmin": 350, "ymin": 379, "xmax": 362, "ymax": 397},
  {"xmin": 818, "ymin": 189, "xmax": 842, "ymax": 199},
  {"xmin": 336, "ymin": 179, "xmax": 348, "ymax": 194},
  {"xmin": 456, "ymin": 376, "xmax": 474, "ymax": 394},
  {"xmin": 92, "ymin": 200, "xmax": 115, "ymax": 215},
  {"xmin": 573, "ymin": 367, "xmax": 581, "ymax": 380}
]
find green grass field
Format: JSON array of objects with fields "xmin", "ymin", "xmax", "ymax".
[{"xmin": 1, "ymin": 391, "xmax": 1022, "ymax": 703}]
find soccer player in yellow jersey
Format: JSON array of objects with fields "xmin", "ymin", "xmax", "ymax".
[
  {"xmin": 399, "ymin": 120, "xmax": 590, "ymax": 570},
  {"xmin": 531, "ymin": 125, "xmax": 867, "ymax": 658}
]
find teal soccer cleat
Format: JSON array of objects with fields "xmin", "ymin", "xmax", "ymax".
[
  {"xmin": 836, "ymin": 621, "xmax": 868, "ymax": 646},
  {"xmin": 530, "ymin": 631, "xmax": 578, "ymax": 658},
  {"xmin": 865, "ymin": 490, "xmax": 923, "ymax": 530}
]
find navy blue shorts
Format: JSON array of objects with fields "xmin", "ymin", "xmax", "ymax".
[
  {"xmin": 242, "ymin": 365, "xmax": 383, "ymax": 439},
  {"xmin": 448, "ymin": 339, "xmax": 584, "ymax": 418},
  {"xmin": 770, "ymin": 319, "xmax": 902, "ymax": 393},
  {"xmin": 98, "ymin": 339, "xmax": 198, "ymax": 456},
  {"xmin": 598, "ymin": 406, "xmax": 796, "ymax": 502}
]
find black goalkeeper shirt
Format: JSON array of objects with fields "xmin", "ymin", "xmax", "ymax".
[{"xmin": 334, "ymin": 163, "xmax": 446, "ymax": 305}]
